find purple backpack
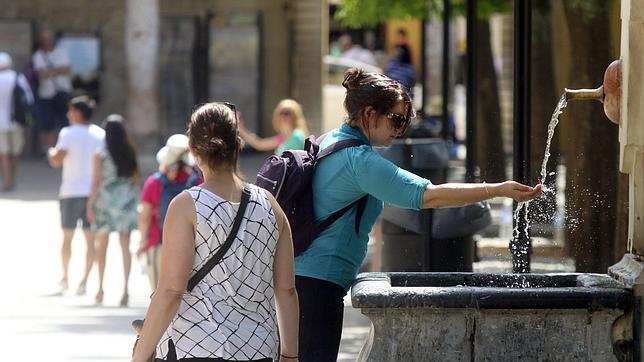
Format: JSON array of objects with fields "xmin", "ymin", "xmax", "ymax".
[{"xmin": 255, "ymin": 135, "xmax": 367, "ymax": 256}]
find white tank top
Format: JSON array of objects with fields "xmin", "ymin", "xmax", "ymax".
[{"xmin": 157, "ymin": 184, "xmax": 279, "ymax": 360}]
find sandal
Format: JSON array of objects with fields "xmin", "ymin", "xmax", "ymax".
[
  {"xmin": 120, "ymin": 293, "xmax": 129, "ymax": 307},
  {"xmin": 76, "ymin": 282, "xmax": 87, "ymax": 296},
  {"xmin": 58, "ymin": 279, "xmax": 68, "ymax": 292},
  {"xmin": 95, "ymin": 290, "xmax": 104, "ymax": 305}
]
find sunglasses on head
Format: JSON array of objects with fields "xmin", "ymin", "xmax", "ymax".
[
  {"xmin": 386, "ymin": 112, "xmax": 411, "ymax": 131},
  {"xmin": 191, "ymin": 101, "xmax": 238, "ymax": 121}
]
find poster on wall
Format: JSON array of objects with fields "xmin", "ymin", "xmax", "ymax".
[
  {"xmin": 57, "ymin": 33, "xmax": 101, "ymax": 101},
  {"xmin": 209, "ymin": 12, "xmax": 261, "ymax": 134},
  {"xmin": 0, "ymin": 20, "xmax": 33, "ymax": 72}
]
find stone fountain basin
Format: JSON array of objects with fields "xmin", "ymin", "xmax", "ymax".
[{"xmin": 352, "ymin": 272, "xmax": 632, "ymax": 361}]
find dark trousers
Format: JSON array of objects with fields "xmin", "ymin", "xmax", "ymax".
[{"xmin": 296, "ymin": 276, "xmax": 347, "ymax": 362}]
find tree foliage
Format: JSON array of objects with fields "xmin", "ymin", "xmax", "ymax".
[{"xmin": 336, "ymin": 0, "xmax": 512, "ymax": 28}]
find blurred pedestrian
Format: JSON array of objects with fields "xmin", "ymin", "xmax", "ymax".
[
  {"xmin": 239, "ymin": 99, "xmax": 309, "ymax": 155},
  {"xmin": 132, "ymin": 102, "xmax": 299, "ymax": 362},
  {"xmin": 386, "ymin": 45, "xmax": 416, "ymax": 99},
  {"xmin": 137, "ymin": 134, "xmax": 201, "ymax": 291},
  {"xmin": 0, "ymin": 52, "xmax": 34, "ymax": 191},
  {"xmin": 33, "ymin": 30, "xmax": 73, "ymax": 152},
  {"xmin": 294, "ymin": 69, "xmax": 543, "ymax": 361},
  {"xmin": 338, "ymin": 34, "xmax": 378, "ymax": 67},
  {"xmin": 87, "ymin": 114, "xmax": 140, "ymax": 306},
  {"xmin": 47, "ymin": 95, "xmax": 104, "ymax": 294}
]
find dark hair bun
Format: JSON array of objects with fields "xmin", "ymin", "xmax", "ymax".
[
  {"xmin": 342, "ymin": 68, "xmax": 364, "ymax": 90},
  {"xmin": 208, "ymin": 137, "xmax": 228, "ymax": 156}
]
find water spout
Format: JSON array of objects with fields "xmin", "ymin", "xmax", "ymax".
[
  {"xmin": 563, "ymin": 59, "xmax": 622, "ymax": 124},
  {"xmin": 564, "ymin": 85, "xmax": 604, "ymax": 102}
]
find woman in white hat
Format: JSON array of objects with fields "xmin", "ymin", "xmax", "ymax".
[{"xmin": 137, "ymin": 134, "xmax": 202, "ymax": 291}]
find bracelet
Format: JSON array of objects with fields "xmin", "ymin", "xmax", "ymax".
[
  {"xmin": 280, "ymin": 353, "xmax": 298, "ymax": 359},
  {"xmin": 483, "ymin": 181, "xmax": 491, "ymax": 198}
]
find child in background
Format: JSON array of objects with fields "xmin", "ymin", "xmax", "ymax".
[{"xmin": 137, "ymin": 134, "xmax": 201, "ymax": 291}]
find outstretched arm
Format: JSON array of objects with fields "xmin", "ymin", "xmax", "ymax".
[
  {"xmin": 422, "ymin": 181, "xmax": 543, "ymax": 209},
  {"xmin": 239, "ymin": 126, "xmax": 280, "ymax": 152}
]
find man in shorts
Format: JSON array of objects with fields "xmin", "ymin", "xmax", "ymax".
[
  {"xmin": 48, "ymin": 95, "xmax": 104, "ymax": 294},
  {"xmin": 0, "ymin": 52, "xmax": 33, "ymax": 191}
]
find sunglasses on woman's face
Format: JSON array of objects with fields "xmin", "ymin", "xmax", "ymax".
[
  {"xmin": 279, "ymin": 109, "xmax": 293, "ymax": 117},
  {"xmin": 386, "ymin": 112, "xmax": 411, "ymax": 131}
]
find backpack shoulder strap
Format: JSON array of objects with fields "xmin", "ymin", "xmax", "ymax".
[
  {"xmin": 311, "ymin": 137, "xmax": 368, "ymax": 237},
  {"xmin": 316, "ymin": 138, "xmax": 365, "ymax": 160},
  {"xmin": 154, "ymin": 172, "xmax": 171, "ymax": 187},
  {"xmin": 187, "ymin": 186, "xmax": 251, "ymax": 292},
  {"xmin": 313, "ymin": 195, "xmax": 368, "ymax": 236},
  {"xmin": 185, "ymin": 172, "xmax": 200, "ymax": 188}
]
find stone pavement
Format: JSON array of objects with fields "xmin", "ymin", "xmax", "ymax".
[{"xmin": 0, "ymin": 154, "xmax": 574, "ymax": 361}]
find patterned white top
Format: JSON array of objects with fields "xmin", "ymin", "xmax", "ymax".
[{"xmin": 157, "ymin": 184, "xmax": 279, "ymax": 360}]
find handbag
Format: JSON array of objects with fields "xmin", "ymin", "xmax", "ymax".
[{"xmin": 132, "ymin": 186, "xmax": 252, "ymax": 361}]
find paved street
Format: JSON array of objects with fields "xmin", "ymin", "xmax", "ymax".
[{"xmin": 0, "ymin": 154, "xmax": 370, "ymax": 361}]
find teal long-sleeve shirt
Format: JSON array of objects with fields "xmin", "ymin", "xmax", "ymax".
[{"xmin": 294, "ymin": 123, "xmax": 431, "ymax": 290}]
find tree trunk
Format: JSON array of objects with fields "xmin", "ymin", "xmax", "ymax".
[
  {"xmin": 560, "ymin": 1, "xmax": 619, "ymax": 273},
  {"xmin": 475, "ymin": 20, "xmax": 506, "ymax": 182},
  {"xmin": 125, "ymin": 0, "xmax": 160, "ymax": 146}
]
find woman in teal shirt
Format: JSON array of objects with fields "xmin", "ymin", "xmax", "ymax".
[
  {"xmin": 296, "ymin": 69, "xmax": 543, "ymax": 361},
  {"xmin": 239, "ymin": 99, "xmax": 309, "ymax": 155}
]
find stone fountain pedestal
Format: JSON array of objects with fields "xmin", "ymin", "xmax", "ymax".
[{"xmin": 352, "ymin": 272, "xmax": 632, "ymax": 361}]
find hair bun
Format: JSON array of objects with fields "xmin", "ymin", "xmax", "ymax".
[
  {"xmin": 342, "ymin": 68, "xmax": 364, "ymax": 90},
  {"xmin": 208, "ymin": 137, "xmax": 228, "ymax": 155}
]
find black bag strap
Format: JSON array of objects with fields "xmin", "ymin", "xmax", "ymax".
[
  {"xmin": 187, "ymin": 186, "xmax": 251, "ymax": 292},
  {"xmin": 313, "ymin": 195, "xmax": 368, "ymax": 236},
  {"xmin": 317, "ymin": 138, "xmax": 365, "ymax": 160},
  {"xmin": 313, "ymin": 136, "xmax": 368, "ymax": 236}
]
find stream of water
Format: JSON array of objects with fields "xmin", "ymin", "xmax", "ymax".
[{"xmin": 511, "ymin": 94, "xmax": 568, "ymax": 272}]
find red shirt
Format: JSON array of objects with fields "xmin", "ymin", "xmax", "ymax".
[{"xmin": 140, "ymin": 170, "xmax": 202, "ymax": 250}]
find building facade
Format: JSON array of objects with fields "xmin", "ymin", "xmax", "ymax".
[{"xmin": 0, "ymin": 0, "xmax": 326, "ymax": 149}]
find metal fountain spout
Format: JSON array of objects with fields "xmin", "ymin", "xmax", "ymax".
[
  {"xmin": 564, "ymin": 59, "xmax": 622, "ymax": 125},
  {"xmin": 564, "ymin": 85, "xmax": 604, "ymax": 102}
]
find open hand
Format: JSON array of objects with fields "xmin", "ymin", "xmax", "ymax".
[{"xmin": 495, "ymin": 181, "xmax": 543, "ymax": 202}]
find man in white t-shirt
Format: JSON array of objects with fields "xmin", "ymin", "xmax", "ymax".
[
  {"xmin": 33, "ymin": 30, "xmax": 73, "ymax": 151},
  {"xmin": 0, "ymin": 52, "xmax": 34, "ymax": 191},
  {"xmin": 338, "ymin": 34, "xmax": 378, "ymax": 67},
  {"xmin": 48, "ymin": 95, "xmax": 104, "ymax": 295}
]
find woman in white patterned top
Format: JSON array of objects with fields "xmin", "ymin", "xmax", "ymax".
[{"xmin": 133, "ymin": 102, "xmax": 299, "ymax": 362}]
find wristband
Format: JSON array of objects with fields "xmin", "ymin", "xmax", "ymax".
[
  {"xmin": 483, "ymin": 181, "xmax": 491, "ymax": 198},
  {"xmin": 280, "ymin": 353, "xmax": 298, "ymax": 359}
]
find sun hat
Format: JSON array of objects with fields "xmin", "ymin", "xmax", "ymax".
[
  {"xmin": 156, "ymin": 134, "xmax": 195, "ymax": 168},
  {"xmin": 0, "ymin": 52, "xmax": 12, "ymax": 70}
]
